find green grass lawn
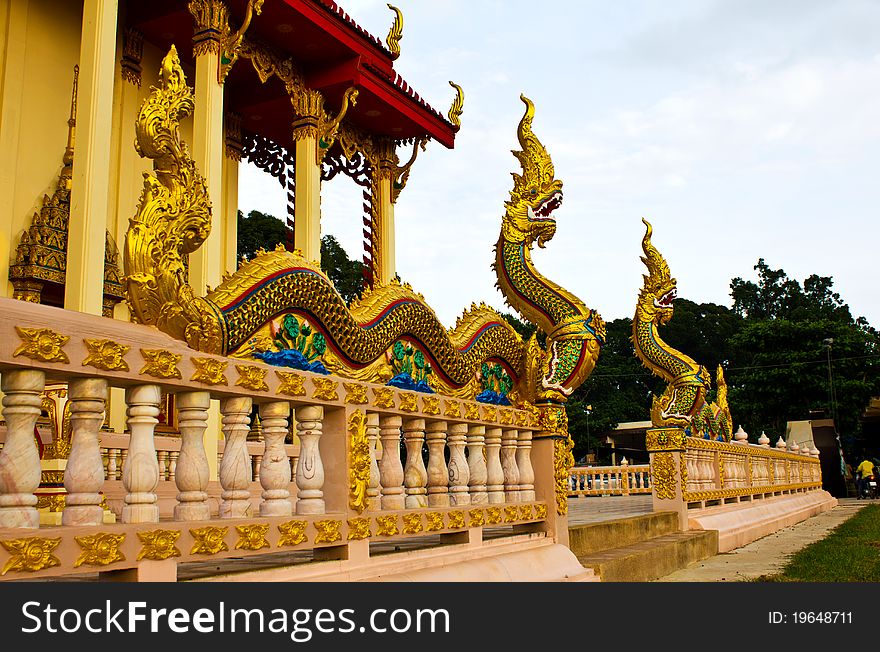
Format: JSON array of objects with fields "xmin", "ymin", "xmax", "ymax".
[{"xmin": 758, "ymin": 504, "xmax": 880, "ymax": 582}]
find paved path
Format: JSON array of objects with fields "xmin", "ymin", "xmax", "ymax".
[{"xmin": 655, "ymin": 498, "xmax": 865, "ymax": 582}]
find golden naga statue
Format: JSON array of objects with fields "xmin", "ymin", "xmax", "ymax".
[
  {"xmin": 125, "ymin": 49, "xmax": 602, "ymax": 416},
  {"xmin": 633, "ymin": 218, "xmax": 733, "ymax": 440}
]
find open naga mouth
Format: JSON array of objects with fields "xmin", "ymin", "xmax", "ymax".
[
  {"xmin": 532, "ymin": 191, "xmax": 563, "ymax": 219},
  {"xmin": 654, "ymin": 289, "xmax": 677, "ymax": 309}
]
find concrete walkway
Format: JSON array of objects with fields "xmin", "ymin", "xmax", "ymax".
[
  {"xmin": 567, "ymin": 495, "xmax": 653, "ymax": 525},
  {"xmin": 655, "ymin": 498, "xmax": 865, "ymax": 582}
]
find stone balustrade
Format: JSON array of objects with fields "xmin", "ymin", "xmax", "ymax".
[
  {"xmin": 568, "ymin": 461, "xmax": 652, "ymax": 497},
  {"xmin": 0, "ymin": 298, "xmax": 552, "ymax": 581}
]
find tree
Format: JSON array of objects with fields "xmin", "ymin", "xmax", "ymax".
[{"xmin": 320, "ymin": 234, "xmax": 364, "ymax": 303}]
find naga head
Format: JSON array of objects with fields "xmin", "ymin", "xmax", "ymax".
[
  {"xmin": 502, "ymin": 95, "xmax": 563, "ymax": 249},
  {"xmin": 637, "ymin": 218, "xmax": 677, "ymax": 325}
]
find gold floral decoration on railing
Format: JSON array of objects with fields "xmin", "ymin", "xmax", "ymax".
[
  {"xmin": 372, "ymin": 387, "xmax": 395, "ymax": 409},
  {"xmin": 486, "ymin": 507, "xmax": 502, "ymax": 525},
  {"xmin": 276, "ymin": 371, "xmax": 306, "ymax": 397},
  {"xmin": 376, "ymin": 515, "xmax": 399, "ymax": 536},
  {"xmin": 443, "ymin": 400, "xmax": 461, "ymax": 418},
  {"xmin": 314, "ymin": 520, "xmax": 342, "ymax": 544},
  {"xmin": 534, "ymin": 503, "xmax": 548, "ymax": 520},
  {"xmin": 191, "ymin": 357, "xmax": 228, "ymax": 385},
  {"xmin": 499, "ymin": 409, "xmax": 514, "ymax": 426},
  {"xmin": 74, "ymin": 532, "xmax": 126, "ymax": 568},
  {"xmin": 234, "ymin": 524, "xmax": 270, "ymax": 551},
  {"xmin": 515, "ymin": 411, "xmax": 529, "ymax": 428},
  {"xmin": 235, "ymin": 364, "xmax": 269, "ymax": 391},
  {"xmin": 399, "ymin": 392, "xmax": 418, "ymax": 412},
  {"xmin": 190, "ymin": 526, "xmax": 229, "ymax": 555},
  {"xmin": 447, "ymin": 511, "xmax": 466, "ymax": 529},
  {"xmin": 519, "ymin": 504, "xmax": 534, "ymax": 521},
  {"xmin": 554, "ymin": 436, "xmax": 574, "ymax": 515},
  {"xmin": 347, "ymin": 517, "xmax": 371, "ymax": 540},
  {"xmin": 136, "ymin": 529, "xmax": 182, "ymax": 561},
  {"xmin": 468, "ymin": 508, "xmax": 485, "ymax": 527},
  {"xmin": 278, "ymin": 520, "xmax": 308, "ymax": 547},
  {"xmin": 425, "ymin": 512, "xmax": 444, "ymax": 531},
  {"xmin": 344, "ymin": 383, "xmax": 368, "ymax": 405},
  {"xmin": 13, "ymin": 326, "xmax": 69, "ymax": 364},
  {"xmin": 1, "ymin": 536, "xmax": 62, "ymax": 575},
  {"xmin": 422, "ymin": 396, "xmax": 440, "ymax": 415},
  {"xmin": 139, "ymin": 349, "xmax": 182, "ymax": 379},
  {"xmin": 402, "ymin": 513, "xmax": 423, "ymax": 534},
  {"xmin": 82, "ymin": 339, "xmax": 130, "ymax": 371},
  {"xmin": 481, "ymin": 406, "xmax": 497, "ymax": 423},
  {"xmin": 348, "ymin": 410, "xmax": 371, "ymax": 514},
  {"xmin": 312, "ymin": 378, "xmax": 339, "ymax": 402},
  {"xmin": 464, "ymin": 403, "xmax": 480, "ymax": 420},
  {"xmin": 504, "ymin": 506, "xmax": 519, "ymax": 523},
  {"xmin": 651, "ymin": 452, "xmax": 677, "ymax": 500}
]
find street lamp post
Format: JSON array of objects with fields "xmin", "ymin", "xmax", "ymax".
[{"xmin": 823, "ymin": 338, "xmax": 836, "ymax": 425}]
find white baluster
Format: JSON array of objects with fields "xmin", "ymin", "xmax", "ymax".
[
  {"xmin": 0, "ymin": 370, "xmax": 44, "ymax": 528},
  {"xmin": 447, "ymin": 423, "xmax": 470, "ymax": 506},
  {"xmin": 402, "ymin": 417, "xmax": 428, "ymax": 509},
  {"xmin": 425, "ymin": 420, "xmax": 449, "ymax": 507},
  {"xmin": 485, "ymin": 426, "xmax": 505, "ymax": 504},
  {"xmin": 467, "ymin": 424, "xmax": 488, "ymax": 504},
  {"xmin": 501, "ymin": 428, "xmax": 520, "ymax": 502},
  {"xmin": 122, "ymin": 384, "xmax": 161, "ymax": 523},
  {"xmin": 219, "ymin": 396, "xmax": 253, "ymax": 518},
  {"xmin": 294, "ymin": 405, "xmax": 324, "ymax": 514},
  {"xmin": 169, "ymin": 451, "xmax": 178, "ymax": 480},
  {"xmin": 516, "ymin": 429, "xmax": 535, "ymax": 501},
  {"xmin": 259, "ymin": 401, "xmax": 292, "ymax": 517},
  {"xmin": 157, "ymin": 450, "xmax": 168, "ymax": 481},
  {"xmin": 378, "ymin": 414, "xmax": 405, "ymax": 510},
  {"xmin": 174, "ymin": 391, "xmax": 211, "ymax": 521},
  {"xmin": 62, "ymin": 378, "xmax": 108, "ymax": 526},
  {"xmin": 107, "ymin": 448, "xmax": 118, "ymax": 480},
  {"xmin": 366, "ymin": 413, "xmax": 381, "ymax": 510}
]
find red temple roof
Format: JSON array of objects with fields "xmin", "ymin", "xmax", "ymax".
[{"xmin": 128, "ymin": 0, "xmax": 457, "ymax": 149}]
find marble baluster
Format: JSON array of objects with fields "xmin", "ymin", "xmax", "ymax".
[
  {"xmin": 174, "ymin": 391, "xmax": 211, "ymax": 521},
  {"xmin": 0, "ymin": 370, "xmax": 44, "ymax": 528},
  {"xmin": 122, "ymin": 384, "xmax": 161, "ymax": 523},
  {"xmin": 219, "ymin": 396, "xmax": 252, "ymax": 518},
  {"xmin": 378, "ymin": 414, "xmax": 405, "ymax": 510},
  {"xmin": 403, "ymin": 417, "xmax": 428, "ymax": 508},
  {"xmin": 62, "ymin": 378, "xmax": 108, "ymax": 526},
  {"xmin": 425, "ymin": 420, "xmax": 449, "ymax": 507},
  {"xmin": 467, "ymin": 424, "xmax": 488, "ymax": 504},
  {"xmin": 259, "ymin": 401, "xmax": 292, "ymax": 517},
  {"xmin": 447, "ymin": 423, "xmax": 470, "ymax": 506},
  {"xmin": 516, "ymin": 429, "xmax": 535, "ymax": 502},
  {"xmin": 500, "ymin": 428, "xmax": 520, "ymax": 502},
  {"xmin": 295, "ymin": 405, "xmax": 325, "ymax": 514},
  {"xmin": 485, "ymin": 426, "xmax": 505, "ymax": 504}
]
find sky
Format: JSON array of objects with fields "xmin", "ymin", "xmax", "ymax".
[{"xmin": 238, "ymin": 0, "xmax": 880, "ymax": 329}]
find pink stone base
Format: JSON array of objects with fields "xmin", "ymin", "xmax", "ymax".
[{"xmin": 687, "ymin": 490, "xmax": 838, "ymax": 552}]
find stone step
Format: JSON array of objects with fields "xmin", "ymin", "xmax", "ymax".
[
  {"xmin": 575, "ymin": 530, "xmax": 719, "ymax": 582},
  {"xmin": 568, "ymin": 511, "xmax": 682, "ymax": 556}
]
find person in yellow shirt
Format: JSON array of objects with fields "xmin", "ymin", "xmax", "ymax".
[{"xmin": 856, "ymin": 457, "xmax": 875, "ymax": 499}]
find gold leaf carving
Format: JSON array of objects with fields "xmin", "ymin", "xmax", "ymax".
[
  {"xmin": 425, "ymin": 512, "xmax": 444, "ymax": 531},
  {"xmin": 136, "ymin": 529, "xmax": 181, "ymax": 561},
  {"xmin": 314, "ymin": 519, "xmax": 342, "ymax": 544},
  {"xmin": 519, "ymin": 504, "xmax": 534, "ymax": 520},
  {"xmin": 139, "ymin": 349, "xmax": 182, "ymax": 379},
  {"xmin": 652, "ymin": 452, "xmax": 677, "ymax": 500},
  {"xmin": 486, "ymin": 507, "xmax": 502, "ymax": 524},
  {"xmin": 14, "ymin": 326, "xmax": 69, "ymax": 364},
  {"xmin": 1, "ymin": 536, "xmax": 62, "ymax": 575},
  {"xmin": 447, "ymin": 510, "xmax": 465, "ymax": 529},
  {"xmin": 464, "ymin": 403, "xmax": 480, "ymax": 420},
  {"xmin": 74, "ymin": 532, "xmax": 126, "ymax": 568},
  {"xmin": 348, "ymin": 410, "xmax": 370, "ymax": 514},
  {"xmin": 347, "ymin": 517, "xmax": 371, "ymax": 540},
  {"xmin": 190, "ymin": 526, "xmax": 229, "ymax": 555},
  {"xmin": 468, "ymin": 508, "xmax": 485, "ymax": 527},
  {"xmin": 372, "ymin": 387, "xmax": 395, "ymax": 409},
  {"xmin": 82, "ymin": 339, "xmax": 130, "ymax": 371},
  {"xmin": 312, "ymin": 378, "xmax": 339, "ymax": 401},
  {"xmin": 481, "ymin": 405, "xmax": 497, "ymax": 422},
  {"xmin": 535, "ymin": 503, "xmax": 548, "ymax": 519},
  {"xmin": 499, "ymin": 409, "xmax": 514, "ymax": 425},
  {"xmin": 443, "ymin": 400, "xmax": 461, "ymax": 418},
  {"xmin": 375, "ymin": 514, "xmax": 399, "ymax": 536},
  {"xmin": 422, "ymin": 396, "xmax": 440, "ymax": 415},
  {"xmin": 402, "ymin": 513, "xmax": 423, "ymax": 534},
  {"xmin": 278, "ymin": 520, "xmax": 308, "ymax": 547},
  {"xmin": 344, "ymin": 383, "xmax": 368, "ymax": 405},
  {"xmin": 504, "ymin": 506, "xmax": 519, "ymax": 523},
  {"xmin": 399, "ymin": 392, "xmax": 418, "ymax": 412},
  {"xmin": 191, "ymin": 357, "xmax": 228, "ymax": 385},
  {"xmin": 234, "ymin": 524, "xmax": 270, "ymax": 551},
  {"xmin": 235, "ymin": 364, "xmax": 269, "ymax": 392},
  {"xmin": 277, "ymin": 371, "xmax": 306, "ymax": 397}
]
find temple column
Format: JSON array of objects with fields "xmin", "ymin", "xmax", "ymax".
[
  {"xmin": 223, "ymin": 112, "xmax": 242, "ymax": 274},
  {"xmin": 292, "ymin": 120, "xmax": 321, "ymax": 263},
  {"xmin": 65, "ymin": 0, "xmax": 118, "ymax": 315},
  {"xmin": 375, "ymin": 174, "xmax": 396, "ymax": 285},
  {"xmin": 188, "ymin": 2, "xmax": 226, "ymax": 295}
]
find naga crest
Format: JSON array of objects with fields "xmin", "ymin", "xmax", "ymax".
[
  {"xmin": 502, "ymin": 95, "xmax": 563, "ymax": 249},
  {"xmin": 637, "ymin": 218, "xmax": 677, "ymax": 325}
]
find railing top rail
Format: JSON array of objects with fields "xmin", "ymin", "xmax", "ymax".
[
  {"xmin": 0, "ymin": 297, "xmax": 535, "ymax": 430},
  {"xmin": 684, "ymin": 435, "xmax": 819, "ymax": 462}
]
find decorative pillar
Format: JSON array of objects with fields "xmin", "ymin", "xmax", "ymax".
[
  {"xmin": 467, "ymin": 424, "xmax": 488, "ymax": 504},
  {"xmin": 447, "ymin": 423, "xmax": 470, "ymax": 506},
  {"xmin": 370, "ymin": 138, "xmax": 397, "ymax": 285},
  {"xmin": 0, "ymin": 370, "xmax": 44, "ymax": 528},
  {"xmin": 516, "ymin": 429, "xmax": 535, "ymax": 501},
  {"xmin": 500, "ymin": 428, "xmax": 521, "ymax": 502},
  {"xmin": 122, "ymin": 385, "xmax": 161, "ymax": 523},
  {"xmin": 62, "ymin": 378, "xmax": 107, "ymax": 526},
  {"xmin": 365, "ymin": 412, "xmax": 381, "ymax": 509},
  {"xmin": 425, "ymin": 420, "xmax": 449, "ymax": 507},
  {"xmin": 485, "ymin": 426, "xmax": 504, "ymax": 504},
  {"xmin": 378, "ymin": 414, "xmax": 405, "ymax": 510},
  {"xmin": 259, "ymin": 401, "xmax": 292, "ymax": 517},
  {"xmin": 174, "ymin": 391, "xmax": 211, "ymax": 521},
  {"xmin": 645, "ymin": 427, "xmax": 688, "ymax": 530},
  {"xmin": 291, "ymin": 100, "xmax": 322, "ymax": 262},
  {"xmin": 223, "ymin": 112, "xmax": 242, "ymax": 274},
  {"xmin": 402, "ymin": 417, "xmax": 428, "ymax": 508},
  {"xmin": 294, "ymin": 405, "xmax": 325, "ymax": 514},
  {"xmin": 219, "ymin": 396, "xmax": 252, "ymax": 518},
  {"xmin": 65, "ymin": 0, "xmax": 118, "ymax": 314},
  {"xmin": 188, "ymin": 0, "xmax": 226, "ymax": 294}
]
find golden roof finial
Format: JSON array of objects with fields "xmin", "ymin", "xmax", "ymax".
[
  {"xmin": 61, "ymin": 64, "xmax": 79, "ymax": 186},
  {"xmin": 447, "ymin": 81, "xmax": 464, "ymax": 129},
  {"xmin": 386, "ymin": 4, "xmax": 403, "ymax": 60}
]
